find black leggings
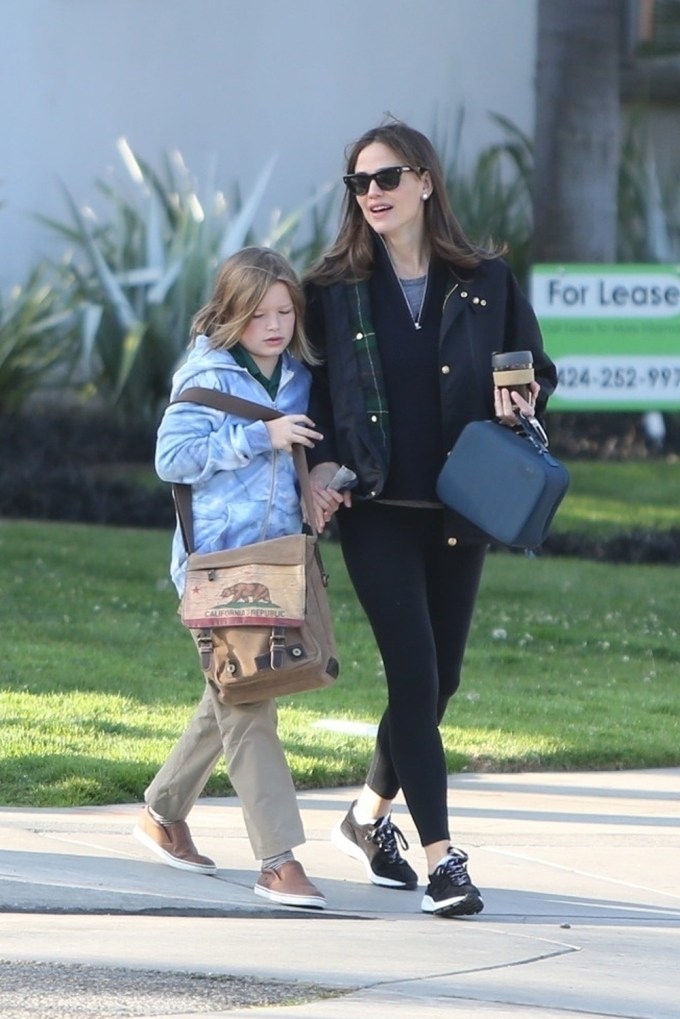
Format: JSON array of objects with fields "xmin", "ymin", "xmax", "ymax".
[{"xmin": 337, "ymin": 503, "xmax": 486, "ymax": 846}]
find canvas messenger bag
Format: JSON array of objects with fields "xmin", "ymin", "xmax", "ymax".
[{"xmin": 172, "ymin": 387, "xmax": 339, "ymax": 705}]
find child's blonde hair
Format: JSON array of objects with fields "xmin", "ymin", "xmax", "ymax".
[{"xmin": 190, "ymin": 246, "xmax": 318, "ymax": 364}]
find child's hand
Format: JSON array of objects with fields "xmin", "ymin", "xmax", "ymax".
[
  {"xmin": 309, "ymin": 462, "xmax": 351, "ymax": 531},
  {"xmin": 265, "ymin": 415, "xmax": 323, "ymax": 452}
]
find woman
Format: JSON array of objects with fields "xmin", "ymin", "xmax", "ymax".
[{"xmin": 304, "ymin": 121, "xmax": 556, "ymax": 918}]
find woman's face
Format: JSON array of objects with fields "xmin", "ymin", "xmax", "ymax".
[{"xmin": 351, "ymin": 141, "xmax": 431, "ymax": 242}]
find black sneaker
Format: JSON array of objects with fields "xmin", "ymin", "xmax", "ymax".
[
  {"xmin": 421, "ymin": 847, "xmax": 484, "ymax": 917},
  {"xmin": 331, "ymin": 801, "xmax": 418, "ymax": 889}
]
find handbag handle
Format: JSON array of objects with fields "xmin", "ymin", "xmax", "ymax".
[
  {"xmin": 169, "ymin": 386, "xmax": 319, "ymax": 554},
  {"xmin": 515, "ymin": 412, "xmax": 550, "ymax": 451}
]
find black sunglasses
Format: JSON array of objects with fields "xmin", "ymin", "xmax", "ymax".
[{"xmin": 343, "ymin": 165, "xmax": 417, "ymax": 197}]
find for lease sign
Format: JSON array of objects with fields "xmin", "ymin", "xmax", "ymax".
[{"xmin": 530, "ymin": 264, "xmax": 680, "ymax": 410}]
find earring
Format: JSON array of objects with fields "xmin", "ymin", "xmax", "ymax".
[{"xmin": 422, "ymin": 192, "xmax": 429, "ymax": 200}]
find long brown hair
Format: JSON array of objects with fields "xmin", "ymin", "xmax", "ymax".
[
  {"xmin": 191, "ymin": 246, "xmax": 318, "ymax": 364},
  {"xmin": 307, "ymin": 120, "xmax": 498, "ymax": 285}
]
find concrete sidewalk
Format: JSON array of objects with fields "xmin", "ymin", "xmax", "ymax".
[{"xmin": 1, "ymin": 769, "xmax": 679, "ymax": 1018}]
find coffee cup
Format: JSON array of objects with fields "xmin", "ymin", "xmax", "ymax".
[{"xmin": 492, "ymin": 350, "xmax": 534, "ymax": 403}]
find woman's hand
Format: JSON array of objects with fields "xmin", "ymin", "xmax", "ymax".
[
  {"xmin": 265, "ymin": 415, "xmax": 323, "ymax": 452},
  {"xmin": 309, "ymin": 461, "xmax": 352, "ymax": 532},
  {"xmin": 494, "ymin": 380, "xmax": 540, "ymax": 428}
]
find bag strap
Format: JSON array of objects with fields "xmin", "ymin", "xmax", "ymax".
[
  {"xmin": 516, "ymin": 412, "xmax": 550, "ymax": 450},
  {"xmin": 169, "ymin": 386, "xmax": 318, "ymax": 554}
]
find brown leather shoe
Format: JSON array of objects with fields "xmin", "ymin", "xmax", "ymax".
[
  {"xmin": 254, "ymin": 860, "xmax": 326, "ymax": 909},
  {"xmin": 133, "ymin": 806, "xmax": 216, "ymax": 874}
]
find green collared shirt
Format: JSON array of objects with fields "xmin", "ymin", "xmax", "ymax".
[{"xmin": 231, "ymin": 344, "xmax": 281, "ymax": 400}]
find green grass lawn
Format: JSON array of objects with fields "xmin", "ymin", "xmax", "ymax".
[
  {"xmin": 1, "ymin": 498, "xmax": 678, "ymax": 807},
  {"xmin": 552, "ymin": 458, "xmax": 680, "ymax": 534}
]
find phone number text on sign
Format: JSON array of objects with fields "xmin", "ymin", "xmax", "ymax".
[{"xmin": 555, "ymin": 356, "xmax": 680, "ymax": 404}]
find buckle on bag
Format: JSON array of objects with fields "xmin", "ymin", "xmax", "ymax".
[
  {"xmin": 270, "ymin": 627, "xmax": 286, "ymax": 669},
  {"xmin": 314, "ymin": 542, "xmax": 330, "ymax": 587},
  {"xmin": 196, "ymin": 630, "xmax": 214, "ymax": 672}
]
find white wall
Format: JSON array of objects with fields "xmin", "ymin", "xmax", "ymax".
[{"xmin": 0, "ymin": 0, "xmax": 538, "ymax": 285}]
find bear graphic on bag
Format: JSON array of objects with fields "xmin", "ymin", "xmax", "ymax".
[{"xmin": 220, "ymin": 582, "xmax": 273, "ymax": 605}]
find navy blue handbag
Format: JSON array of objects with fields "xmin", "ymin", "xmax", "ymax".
[{"xmin": 436, "ymin": 415, "xmax": 570, "ymax": 550}]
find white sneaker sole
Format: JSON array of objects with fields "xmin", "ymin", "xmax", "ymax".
[
  {"xmin": 133, "ymin": 825, "xmax": 217, "ymax": 875},
  {"xmin": 421, "ymin": 891, "xmax": 484, "ymax": 916},
  {"xmin": 253, "ymin": 883, "xmax": 326, "ymax": 909},
  {"xmin": 330, "ymin": 823, "xmax": 413, "ymax": 888}
]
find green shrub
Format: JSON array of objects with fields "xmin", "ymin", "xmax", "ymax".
[
  {"xmin": 437, "ymin": 110, "xmax": 534, "ymax": 285},
  {"xmin": 0, "ymin": 264, "xmax": 79, "ymax": 415},
  {"xmin": 40, "ymin": 141, "xmax": 332, "ymax": 426},
  {"xmin": 618, "ymin": 112, "xmax": 680, "ymax": 262},
  {"xmin": 436, "ymin": 108, "xmax": 680, "ymax": 285}
]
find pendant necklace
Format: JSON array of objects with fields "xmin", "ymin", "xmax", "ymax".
[
  {"xmin": 396, "ymin": 272, "xmax": 429, "ymax": 329},
  {"xmin": 383, "ymin": 240, "xmax": 429, "ymax": 329}
]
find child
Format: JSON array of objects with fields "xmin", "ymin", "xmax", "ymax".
[{"xmin": 133, "ymin": 247, "xmax": 325, "ymax": 909}]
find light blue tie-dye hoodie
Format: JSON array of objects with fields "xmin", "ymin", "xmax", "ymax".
[{"xmin": 155, "ymin": 334, "xmax": 312, "ymax": 595}]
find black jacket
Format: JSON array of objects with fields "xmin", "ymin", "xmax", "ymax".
[{"xmin": 305, "ymin": 254, "xmax": 557, "ymax": 545}]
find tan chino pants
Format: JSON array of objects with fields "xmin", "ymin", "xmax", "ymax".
[{"xmin": 144, "ymin": 682, "xmax": 305, "ymax": 861}]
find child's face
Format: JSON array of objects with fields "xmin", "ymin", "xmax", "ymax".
[{"xmin": 239, "ymin": 281, "xmax": 295, "ymax": 376}]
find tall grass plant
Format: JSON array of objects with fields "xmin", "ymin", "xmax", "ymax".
[{"xmin": 39, "ymin": 142, "xmax": 332, "ymax": 425}]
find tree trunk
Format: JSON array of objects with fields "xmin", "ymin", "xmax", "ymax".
[{"xmin": 531, "ymin": 0, "xmax": 622, "ymax": 262}]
